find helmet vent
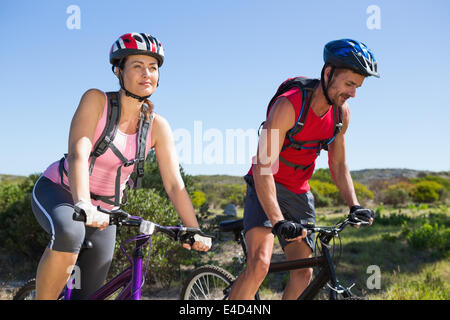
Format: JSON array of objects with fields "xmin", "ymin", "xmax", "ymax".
[{"xmin": 133, "ymin": 35, "xmax": 143, "ymax": 42}]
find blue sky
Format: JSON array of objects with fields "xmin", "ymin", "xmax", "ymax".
[{"xmin": 1, "ymin": 0, "xmax": 449, "ymax": 177}]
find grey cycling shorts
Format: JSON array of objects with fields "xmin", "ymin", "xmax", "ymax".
[
  {"xmin": 31, "ymin": 176, "xmax": 116, "ymax": 299},
  {"xmin": 243, "ymin": 174, "xmax": 316, "ymax": 252}
]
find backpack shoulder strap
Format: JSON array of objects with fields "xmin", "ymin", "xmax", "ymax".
[
  {"xmin": 133, "ymin": 104, "xmax": 152, "ymax": 189},
  {"xmin": 259, "ymin": 77, "xmax": 319, "ymax": 136},
  {"xmin": 89, "ymin": 91, "xmax": 121, "ymax": 175},
  {"xmin": 282, "ymin": 78, "xmax": 319, "ymax": 138}
]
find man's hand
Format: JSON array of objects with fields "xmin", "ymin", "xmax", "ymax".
[
  {"xmin": 349, "ymin": 205, "xmax": 374, "ymax": 227},
  {"xmin": 272, "ymin": 220, "xmax": 307, "ymax": 242}
]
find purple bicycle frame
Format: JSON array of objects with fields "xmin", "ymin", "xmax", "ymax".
[{"xmin": 61, "ymin": 233, "xmax": 151, "ymax": 300}]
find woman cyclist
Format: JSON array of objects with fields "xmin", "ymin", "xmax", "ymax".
[{"xmin": 31, "ymin": 33, "xmax": 210, "ymax": 299}]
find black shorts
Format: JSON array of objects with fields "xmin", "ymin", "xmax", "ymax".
[
  {"xmin": 31, "ymin": 175, "xmax": 116, "ymax": 299},
  {"xmin": 243, "ymin": 175, "xmax": 315, "ymax": 252}
]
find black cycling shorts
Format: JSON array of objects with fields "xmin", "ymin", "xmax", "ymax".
[
  {"xmin": 243, "ymin": 174, "xmax": 315, "ymax": 252},
  {"xmin": 31, "ymin": 176, "xmax": 116, "ymax": 299}
]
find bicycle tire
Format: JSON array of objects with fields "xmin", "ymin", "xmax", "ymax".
[
  {"xmin": 13, "ymin": 278, "xmax": 36, "ymax": 300},
  {"xmin": 180, "ymin": 265, "xmax": 235, "ymax": 300}
]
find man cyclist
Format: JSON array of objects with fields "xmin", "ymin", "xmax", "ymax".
[{"xmin": 229, "ymin": 39, "xmax": 378, "ymax": 300}]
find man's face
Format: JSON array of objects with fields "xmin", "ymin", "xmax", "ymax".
[{"xmin": 326, "ymin": 68, "xmax": 365, "ymax": 107}]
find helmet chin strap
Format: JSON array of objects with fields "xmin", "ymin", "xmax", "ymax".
[{"xmin": 320, "ymin": 64, "xmax": 335, "ymax": 106}]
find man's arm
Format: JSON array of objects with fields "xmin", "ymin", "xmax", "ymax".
[
  {"xmin": 253, "ymin": 97, "xmax": 295, "ymax": 226},
  {"xmin": 327, "ymin": 103, "xmax": 359, "ymax": 207}
]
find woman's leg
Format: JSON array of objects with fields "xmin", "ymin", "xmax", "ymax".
[{"xmin": 32, "ymin": 176, "xmax": 85, "ymax": 300}]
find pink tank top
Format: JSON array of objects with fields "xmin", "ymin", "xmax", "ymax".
[{"xmin": 43, "ymin": 92, "xmax": 154, "ymax": 209}]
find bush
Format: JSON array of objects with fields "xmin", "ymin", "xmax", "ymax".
[
  {"xmin": 377, "ymin": 211, "xmax": 411, "ymax": 226},
  {"xmin": 311, "ymin": 168, "xmax": 333, "ymax": 183},
  {"xmin": 141, "ymin": 149, "xmax": 195, "ymax": 198},
  {"xmin": 406, "ymin": 222, "xmax": 449, "ymax": 253},
  {"xmin": 309, "ymin": 180, "xmax": 339, "ymax": 206},
  {"xmin": 380, "ymin": 182, "xmax": 413, "ymax": 206},
  {"xmin": 410, "ymin": 181, "xmax": 443, "ymax": 203},
  {"xmin": 0, "ymin": 174, "xmax": 46, "ymax": 261},
  {"xmin": 309, "ymin": 188, "xmax": 333, "ymax": 207},
  {"xmin": 191, "ymin": 190, "xmax": 206, "ymax": 209},
  {"xmin": 353, "ymin": 182, "xmax": 374, "ymax": 203},
  {"xmin": 309, "ymin": 179, "xmax": 373, "ymax": 207}
]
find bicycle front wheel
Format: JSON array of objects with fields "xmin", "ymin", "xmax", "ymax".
[
  {"xmin": 13, "ymin": 279, "xmax": 36, "ymax": 300},
  {"xmin": 180, "ymin": 265, "xmax": 235, "ymax": 300}
]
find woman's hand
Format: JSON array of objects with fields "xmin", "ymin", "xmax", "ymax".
[
  {"xmin": 182, "ymin": 234, "xmax": 212, "ymax": 252},
  {"xmin": 74, "ymin": 200, "xmax": 110, "ymax": 231}
]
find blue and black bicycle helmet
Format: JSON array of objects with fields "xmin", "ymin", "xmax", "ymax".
[
  {"xmin": 321, "ymin": 39, "xmax": 379, "ymax": 105},
  {"xmin": 324, "ymin": 39, "xmax": 379, "ymax": 78}
]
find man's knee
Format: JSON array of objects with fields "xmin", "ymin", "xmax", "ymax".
[
  {"xmin": 246, "ymin": 250, "xmax": 271, "ymax": 280},
  {"xmin": 290, "ymin": 267, "xmax": 313, "ymax": 283}
]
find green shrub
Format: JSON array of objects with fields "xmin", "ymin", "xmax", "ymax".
[
  {"xmin": 0, "ymin": 174, "xmax": 45, "ymax": 261},
  {"xmin": 380, "ymin": 182, "xmax": 413, "ymax": 206},
  {"xmin": 309, "ymin": 180, "xmax": 339, "ymax": 205},
  {"xmin": 410, "ymin": 181, "xmax": 443, "ymax": 203},
  {"xmin": 309, "ymin": 187, "xmax": 333, "ymax": 207},
  {"xmin": 354, "ymin": 182, "xmax": 374, "ymax": 203},
  {"xmin": 377, "ymin": 211, "xmax": 411, "ymax": 226},
  {"xmin": 311, "ymin": 168, "xmax": 333, "ymax": 183},
  {"xmin": 309, "ymin": 179, "xmax": 373, "ymax": 207},
  {"xmin": 141, "ymin": 149, "xmax": 195, "ymax": 198},
  {"xmin": 191, "ymin": 190, "xmax": 206, "ymax": 209},
  {"xmin": 406, "ymin": 222, "xmax": 449, "ymax": 252},
  {"xmin": 410, "ymin": 175, "xmax": 450, "ymax": 191}
]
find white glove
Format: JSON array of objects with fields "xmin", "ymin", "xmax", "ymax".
[
  {"xmin": 194, "ymin": 234, "xmax": 212, "ymax": 249},
  {"xmin": 74, "ymin": 200, "xmax": 110, "ymax": 227}
]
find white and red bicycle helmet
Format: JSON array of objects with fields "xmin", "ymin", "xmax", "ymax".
[
  {"xmin": 110, "ymin": 33, "xmax": 165, "ymax": 101},
  {"xmin": 110, "ymin": 33, "xmax": 164, "ymax": 67}
]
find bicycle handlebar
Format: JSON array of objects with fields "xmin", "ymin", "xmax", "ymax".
[
  {"xmin": 305, "ymin": 217, "xmax": 370, "ymax": 237},
  {"xmin": 72, "ymin": 206, "xmax": 214, "ymax": 246}
]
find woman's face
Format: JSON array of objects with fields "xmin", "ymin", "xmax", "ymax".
[{"xmin": 119, "ymin": 54, "xmax": 159, "ymax": 97}]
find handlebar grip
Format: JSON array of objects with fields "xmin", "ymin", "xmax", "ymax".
[{"xmin": 73, "ymin": 208, "xmax": 87, "ymax": 222}]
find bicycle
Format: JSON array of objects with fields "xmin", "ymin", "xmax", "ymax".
[
  {"xmin": 180, "ymin": 215, "xmax": 368, "ymax": 300},
  {"xmin": 13, "ymin": 206, "xmax": 213, "ymax": 300}
]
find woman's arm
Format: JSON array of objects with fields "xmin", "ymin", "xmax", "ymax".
[
  {"xmin": 152, "ymin": 114, "xmax": 210, "ymax": 251},
  {"xmin": 151, "ymin": 114, "xmax": 200, "ymax": 228},
  {"xmin": 67, "ymin": 89, "xmax": 108, "ymax": 229}
]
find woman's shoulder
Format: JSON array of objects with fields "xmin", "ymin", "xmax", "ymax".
[
  {"xmin": 81, "ymin": 88, "xmax": 106, "ymax": 102},
  {"xmin": 78, "ymin": 88, "xmax": 107, "ymax": 113},
  {"xmin": 152, "ymin": 112, "xmax": 169, "ymax": 128}
]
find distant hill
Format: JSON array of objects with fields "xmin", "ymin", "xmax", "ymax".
[
  {"xmin": 0, "ymin": 174, "xmax": 26, "ymax": 184},
  {"xmin": 191, "ymin": 169, "xmax": 450, "ymax": 187},
  {"xmin": 192, "ymin": 175, "xmax": 246, "ymax": 185},
  {"xmin": 350, "ymin": 168, "xmax": 449, "ymax": 185},
  {"xmin": 2, "ymin": 169, "xmax": 449, "ymax": 187}
]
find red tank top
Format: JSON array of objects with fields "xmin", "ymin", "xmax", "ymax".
[{"xmin": 248, "ymin": 86, "xmax": 335, "ymax": 194}]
